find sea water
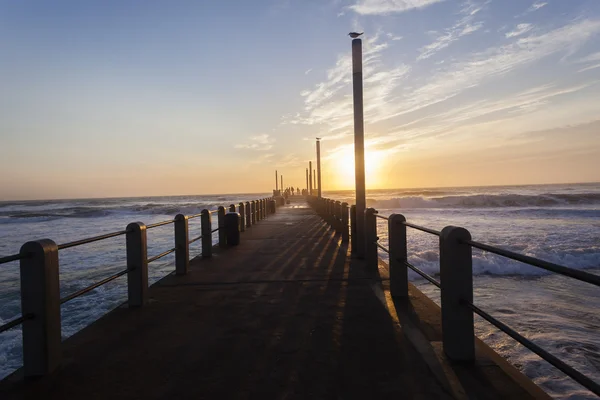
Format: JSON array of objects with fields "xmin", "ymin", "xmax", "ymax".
[{"xmin": 0, "ymin": 184, "xmax": 599, "ymax": 398}]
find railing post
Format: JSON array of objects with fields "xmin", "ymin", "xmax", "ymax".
[
  {"xmin": 218, "ymin": 206, "xmax": 227, "ymax": 247},
  {"xmin": 263, "ymin": 199, "xmax": 267, "ymax": 217},
  {"xmin": 200, "ymin": 209, "xmax": 212, "ymax": 258},
  {"xmin": 388, "ymin": 214, "xmax": 408, "ymax": 297},
  {"xmin": 365, "ymin": 208, "xmax": 378, "ymax": 270},
  {"xmin": 350, "ymin": 205, "xmax": 357, "ymax": 254},
  {"xmin": 126, "ymin": 222, "xmax": 148, "ymax": 307},
  {"xmin": 245, "ymin": 202, "xmax": 251, "ymax": 227},
  {"xmin": 341, "ymin": 202, "xmax": 349, "ymax": 243},
  {"xmin": 250, "ymin": 201, "xmax": 255, "ymax": 224},
  {"xmin": 174, "ymin": 214, "xmax": 189, "ymax": 275},
  {"xmin": 335, "ymin": 201, "xmax": 342, "ymax": 232},
  {"xmin": 258, "ymin": 200, "xmax": 263, "ymax": 220},
  {"xmin": 19, "ymin": 239, "xmax": 61, "ymax": 377},
  {"xmin": 239, "ymin": 202, "xmax": 246, "ymax": 232},
  {"xmin": 225, "ymin": 212, "xmax": 241, "ymax": 246},
  {"xmin": 229, "ymin": 204, "xmax": 236, "ymax": 213},
  {"xmin": 440, "ymin": 226, "xmax": 474, "ymax": 362}
]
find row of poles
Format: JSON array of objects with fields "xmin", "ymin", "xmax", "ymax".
[{"xmin": 274, "ymin": 138, "xmax": 322, "ymax": 198}]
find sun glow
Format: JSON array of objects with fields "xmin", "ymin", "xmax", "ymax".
[{"xmin": 330, "ymin": 146, "xmax": 385, "ymax": 189}]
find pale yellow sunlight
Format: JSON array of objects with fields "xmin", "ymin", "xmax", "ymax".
[{"xmin": 330, "ymin": 146, "xmax": 385, "ymax": 189}]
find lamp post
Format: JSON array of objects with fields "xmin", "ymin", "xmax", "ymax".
[
  {"xmin": 316, "ymin": 138, "xmax": 322, "ymax": 198},
  {"xmin": 352, "ymin": 36, "xmax": 366, "ymax": 259}
]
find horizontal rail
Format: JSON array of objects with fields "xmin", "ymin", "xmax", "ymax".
[
  {"xmin": 57, "ymin": 230, "xmax": 128, "ymax": 250},
  {"xmin": 405, "ymin": 261, "xmax": 441, "ymax": 288},
  {"xmin": 464, "ymin": 300, "xmax": 600, "ymax": 396},
  {"xmin": 375, "ymin": 214, "xmax": 389, "ymax": 221},
  {"xmin": 210, "ymin": 210, "xmax": 218, "ymax": 214},
  {"xmin": 0, "ymin": 253, "xmax": 24, "ymax": 265},
  {"xmin": 402, "ymin": 222, "xmax": 441, "ymax": 236},
  {"xmin": 146, "ymin": 220, "xmax": 175, "ymax": 229},
  {"xmin": 188, "ymin": 213, "xmax": 203, "ymax": 220},
  {"xmin": 0, "ymin": 314, "xmax": 32, "ymax": 334},
  {"xmin": 211, "ymin": 228, "xmax": 219, "ymax": 233},
  {"xmin": 376, "ymin": 243, "xmax": 389, "ymax": 253},
  {"xmin": 147, "ymin": 248, "xmax": 176, "ymax": 264},
  {"xmin": 60, "ymin": 269, "xmax": 129, "ymax": 304},
  {"xmin": 464, "ymin": 239, "xmax": 600, "ymax": 287},
  {"xmin": 188, "ymin": 234, "xmax": 203, "ymax": 245}
]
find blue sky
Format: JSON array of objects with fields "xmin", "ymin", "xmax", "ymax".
[{"xmin": 1, "ymin": 0, "xmax": 599, "ymax": 199}]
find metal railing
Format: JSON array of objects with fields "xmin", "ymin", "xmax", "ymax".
[
  {"xmin": 310, "ymin": 196, "xmax": 600, "ymax": 397},
  {"xmin": 0, "ymin": 196, "xmax": 276, "ymax": 378}
]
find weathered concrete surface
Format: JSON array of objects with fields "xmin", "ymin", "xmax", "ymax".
[{"xmin": 1, "ymin": 198, "xmax": 548, "ymax": 399}]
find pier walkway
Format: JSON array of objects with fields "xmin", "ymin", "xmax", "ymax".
[{"xmin": 1, "ymin": 198, "xmax": 546, "ymax": 399}]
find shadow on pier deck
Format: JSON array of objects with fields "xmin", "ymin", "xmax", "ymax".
[{"xmin": 1, "ymin": 198, "xmax": 547, "ymax": 399}]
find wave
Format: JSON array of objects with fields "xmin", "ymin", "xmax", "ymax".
[
  {"xmin": 0, "ymin": 202, "xmax": 223, "ymax": 220},
  {"xmin": 368, "ymin": 192, "xmax": 600, "ymax": 209}
]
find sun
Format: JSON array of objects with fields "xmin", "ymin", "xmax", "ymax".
[{"xmin": 330, "ymin": 146, "xmax": 384, "ymax": 189}]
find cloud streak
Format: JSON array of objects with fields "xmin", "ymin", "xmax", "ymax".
[
  {"xmin": 506, "ymin": 23, "xmax": 533, "ymax": 38},
  {"xmin": 417, "ymin": 2, "xmax": 486, "ymax": 60},
  {"xmin": 350, "ymin": 0, "xmax": 444, "ymax": 15},
  {"xmin": 235, "ymin": 134, "xmax": 275, "ymax": 151}
]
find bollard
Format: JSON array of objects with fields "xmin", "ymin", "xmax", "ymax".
[
  {"xmin": 174, "ymin": 214, "xmax": 189, "ymax": 275},
  {"xmin": 245, "ymin": 202, "xmax": 251, "ymax": 228},
  {"xmin": 258, "ymin": 200, "xmax": 263, "ymax": 220},
  {"xmin": 218, "ymin": 206, "xmax": 227, "ymax": 247},
  {"xmin": 251, "ymin": 201, "xmax": 256, "ymax": 224},
  {"xmin": 269, "ymin": 199, "xmax": 276, "ymax": 214},
  {"xmin": 239, "ymin": 202, "xmax": 246, "ymax": 232},
  {"xmin": 20, "ymin": 239, "xmax": 61, "ymax": 377},
  {"xmin": 389, "ymin": 214, "xmax": 408, "ymax": 297},
  {"xmin": 341, "ymin": 202, "xmax": 349, "ymax": 243},
  {"xmin": 126, "ymin": 222, "xmax": 148, "ymax": 307},
  {"xmin": 440, "ymin": 226, "xmax": 475, "ymax": 362},
  {"xmin": 201, "ymin": 209, "xmax": 213, "ymax": 258},
  {"xmin": 225, "ymin": 212, "xmax": 241, "ymax": 245},
  {"xmin": 365, "ymin": 208, "xmax": 378, "ymax": 270},
  {"xmin": 229, "ymin": 204, "xmax": 236, "ymax": 213},
  {"xmin": 336, "ymin": 201, "xmax": 342, "ymax": 232},
  {"xmin": 350, "ymin": 205, "xmax": 357, "ymax": 254}
]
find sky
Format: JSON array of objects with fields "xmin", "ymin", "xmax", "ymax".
[{"xmin": 1, "ymin": 0, "xmax": 600, "ymax": 200}]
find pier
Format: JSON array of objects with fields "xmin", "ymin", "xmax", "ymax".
[{"xmin": 0, "ymin": 196, "xmax": 563, "ymax": 399}]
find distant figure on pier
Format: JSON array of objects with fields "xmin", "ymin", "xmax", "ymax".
[{"xmin": 291, "ymin": 187, "xmax": 295, "ymax": 196}]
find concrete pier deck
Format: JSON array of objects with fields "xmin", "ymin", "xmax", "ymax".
[{"xmin": 1, "ymin": 199, "xmax": 547, "ymax": 399}]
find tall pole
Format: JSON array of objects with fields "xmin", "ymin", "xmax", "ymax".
[
  {"xmin": 309, "ymin": 161, "xmax": 313, "ymax": 195},
  {"xmin": 275, "ymin": 170, "xmax": 278, "ymax": 192},
  {"xmin": 306, "ymin": 168, "xmax": 309, "ymax": 194},
  {"xmin": 313, "ymin": 169, "xmax": 316, "ymax": 192},
  {"xmin": 281, "ymin": 175, "xmax": 283, "ymax": 193},
  {"xmin": 352, "ymin": 37, "xmax": 366, "ymax": 258},
  {"xmin": 316, "ymin": 138, "xmax": 322, "ymax": 198}
]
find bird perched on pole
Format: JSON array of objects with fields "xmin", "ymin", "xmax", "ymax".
[{"xmin": 348, "ymin": 32, "xmax": 364, "ymax": 38}]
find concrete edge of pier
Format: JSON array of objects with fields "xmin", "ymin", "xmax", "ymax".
[{"xmin": 376, "ymin": 259, "xmax": 551, "ymax": 399}]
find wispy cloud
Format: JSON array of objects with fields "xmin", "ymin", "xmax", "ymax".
[
  {"xmin": 289, "ymin": 34, "xmax": 410, "ymax": 136},
  {"xmin": 388, "ymin": 18, "xmax": 600, "ymax": 119},
  {"xmin": 235, "ymin": 134, "xmax": 275, "ymax": 151},
  {"xmin": 386, "ymin": 32, "xmax": 404, "ymax": 41},
  {"xmin": 304, "ymin": 68, "xmax": 313, "ymax": 75},
  {"xmin": 417, "ymin": 2, "xmax": 486, "ymax": 60},
  {"xmin": 349, "ymin": 0, "xmax": 444, "ymax": 15},
  {"xmin": 506, "ymin": 23, "xmax": 533, "ymax": 38},
  {"xmin": 529, "ymin": 2, "xmax": 547, "ymax": 12}
]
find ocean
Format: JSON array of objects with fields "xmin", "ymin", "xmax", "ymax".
[{"xmin": 1, "ymin": 183, "xmax": 599, "ymax": 399}]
